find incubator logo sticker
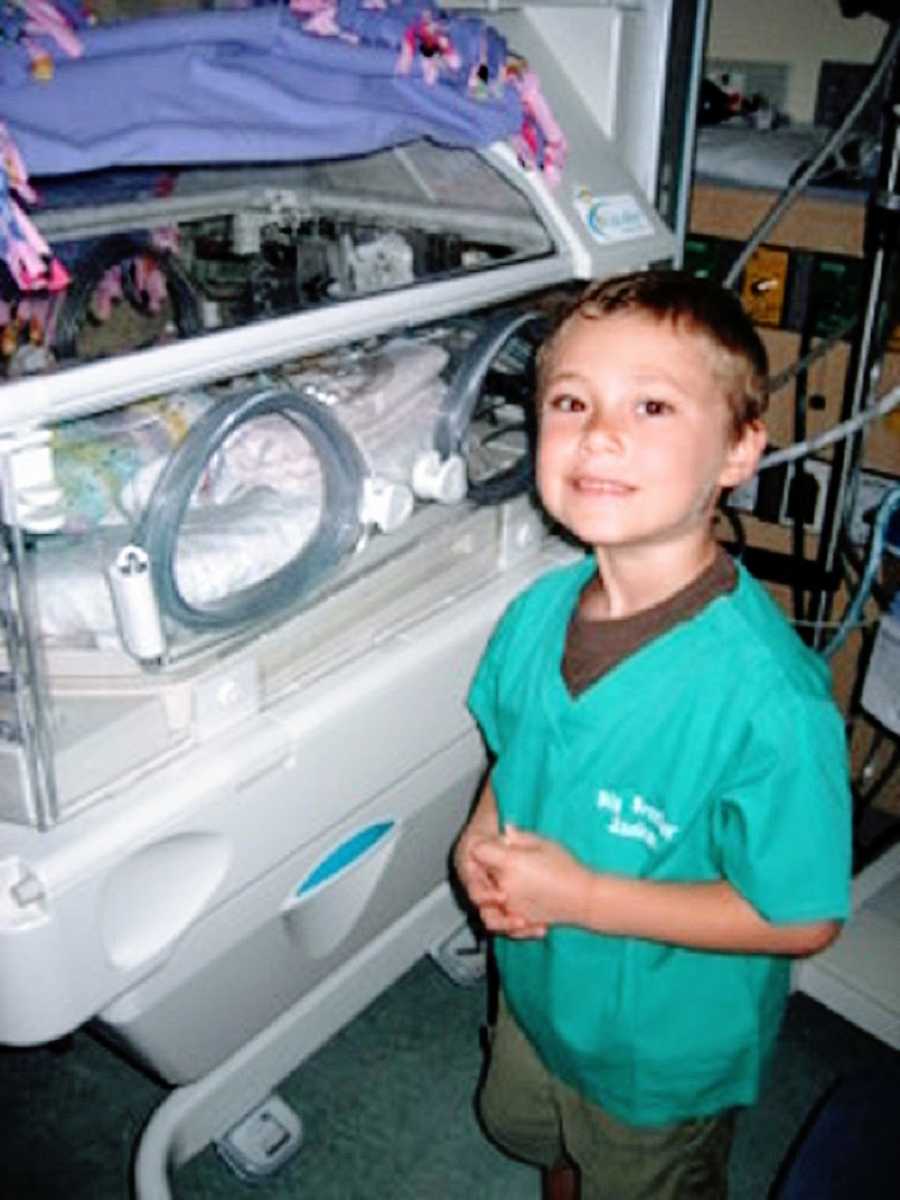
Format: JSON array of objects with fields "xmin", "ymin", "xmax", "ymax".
[
  {"xmin": 574, "ymin": 188, "xmax": 655, "ymax": 245},
  {"xmin": 596, "ymin": 788, "xmax": 678, "ymax": 851}
]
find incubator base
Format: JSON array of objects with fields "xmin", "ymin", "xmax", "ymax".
[
  {"xmin": 430, "ymin": 917, "xmax": 487, "ymax": 987},
  {"xmin": 0, "ymin": 497, "xmax": 576, "ymax": 1199},
  {"xmin": 213, "ymin": 1093, "xmax": 304, "ymax": 1183},
  {"xmin": 134, "ymin": 882, "xmax": 464, "ymax": 1200}
]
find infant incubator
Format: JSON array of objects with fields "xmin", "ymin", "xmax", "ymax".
[{"xmin": 0, "ymin": 1, "xmax": 699, "ymax": 1193}]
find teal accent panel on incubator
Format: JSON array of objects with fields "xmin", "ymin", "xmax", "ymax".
[{"xmin": 296, "ymin": 821, "xmax": 395, "ymax": 896}]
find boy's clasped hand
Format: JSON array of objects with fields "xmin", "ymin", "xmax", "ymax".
[{"xmin": 461, "ymin": 823, "xmax": 593, "ymax": 939}]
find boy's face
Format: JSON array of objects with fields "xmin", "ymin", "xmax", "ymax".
[{"xmin": 536, "ymin": 311, "xmax": 763, "ymax": 555}]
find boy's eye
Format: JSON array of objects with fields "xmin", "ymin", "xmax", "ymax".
[
  {"xmin": 544, "ymin": 392, "xmax": 585, "ymax": 414},
  {"xmin": 637, "ymin": 398, "xmax": 673, "ymax": 417}
]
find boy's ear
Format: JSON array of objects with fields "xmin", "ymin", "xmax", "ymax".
[{"xmin": 718, "ymin": 420, "xmax": 767, "ymax": 489}]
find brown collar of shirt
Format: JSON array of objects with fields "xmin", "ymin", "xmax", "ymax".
[{"xmin": 563, "ymin": 547, "xmax": 737, "ymax": 697}]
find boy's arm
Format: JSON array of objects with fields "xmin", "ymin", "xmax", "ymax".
[
  {"xmin": 472, "ymin": 827, "xmax": 841, "ymax": 957},
  {"xmin": 456, "ymin": 776, "xmax": 501, "ymax": 845},
  {"xmin": 454, "ymin": 779, "xmax": 547, "ymax": 938},
  {"xmin": 453, "ymin": 778, "xmax": 505, "ymax": 913}
]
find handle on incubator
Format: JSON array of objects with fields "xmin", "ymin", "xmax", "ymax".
[
  {"xmin": 290, "ymin": 820, "xmax": 396, "ymax": 901},
  {"xmin": 135, "ymin": 387, "xmax": 366, "ymax": 632},
  {"xmin": 282, "ymin": 821, "xmax": 398, "ymax": 961}
]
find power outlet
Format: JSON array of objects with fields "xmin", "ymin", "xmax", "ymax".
[
  {"xmin": 778, "ymin": 459, "xmax": 831, "ymax": 535},
  {"xmin": 726, "ymin": 458, "xmax": 831, "ymax": 535},
  {"xmin": 729, "ymin": 461, "xmax": 897, "ymax": 546},
  {"xmin": 741, "ymin": 245, "xmax": 790, "ymax": 328}
]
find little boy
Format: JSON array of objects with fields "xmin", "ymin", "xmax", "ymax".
[{"xmin": 454, "ymin": 270, "xmax": 851, "ymax": 1200}]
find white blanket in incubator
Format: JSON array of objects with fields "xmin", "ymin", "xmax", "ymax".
[{"xmin": 37, "ymin": 336, "xmax": 448, "ymax": 647}]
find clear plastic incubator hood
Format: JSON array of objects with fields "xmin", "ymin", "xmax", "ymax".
[{"xmin": 0, "ymin": 0, "xmax": 703, "ymax": 1192}]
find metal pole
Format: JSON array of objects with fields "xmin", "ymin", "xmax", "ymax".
[{"xmin": 809, "ymin": 32, "xmax": 900, "ymax": 646}]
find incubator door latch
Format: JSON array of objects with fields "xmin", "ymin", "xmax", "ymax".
[{"xmin": 0, "ymin": 429, "xmax": 65, "ymax": 534}]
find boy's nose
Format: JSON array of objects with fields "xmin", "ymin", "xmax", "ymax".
[{"xmin": 581, "ymin": 407, "xmax": 625, "ymax": 451}]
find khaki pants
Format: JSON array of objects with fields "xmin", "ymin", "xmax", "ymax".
[{"xmin": 479, "ymin": 996, "xmax": 736, "ymax": 1200}]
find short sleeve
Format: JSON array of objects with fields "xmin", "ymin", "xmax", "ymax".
[
  {"xmin": 467, "ymin": 598, "xmax": 518, "ymax": 756},
  {"xmin": 715, "ymin": 690, "xmax": 852, "ymax": 924}
]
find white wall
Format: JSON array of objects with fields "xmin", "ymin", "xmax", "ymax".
[{"xmin": 706, "ymin": 0, "xmax": 889, "ymax": 122}]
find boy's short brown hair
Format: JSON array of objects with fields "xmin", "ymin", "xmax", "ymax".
[{"xmin": 537, "ymin": 270, "xmax": 769, "ymax": 439}]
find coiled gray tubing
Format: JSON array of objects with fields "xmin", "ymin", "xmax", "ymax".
[
  {"xmin": 135, "ymin": 387, "xmax": 365, "ymax": 631},
  {"xmin": 436, "ymin": 308, "xmax": 546, "ymax": 504},
  {"xmin": 436, "ymin": 308, "xmax": 545, "ymax": 457}
]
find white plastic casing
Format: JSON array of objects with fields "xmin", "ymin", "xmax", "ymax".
[
  {"xmin": 411, "ymin": 451, "xmax": 468, "ymax": 505},
  {"xmin": 359, "ymin": 477, "xmax": 415, "ymax": 532}
]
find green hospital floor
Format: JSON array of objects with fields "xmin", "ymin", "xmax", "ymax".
[{"xmin": 1, "ymin": 955, "xmax": 897, "ymax": 1199}]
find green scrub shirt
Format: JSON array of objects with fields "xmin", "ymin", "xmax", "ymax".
[{"xmin": 469, "ymin": 555, "xmax": 851, "ymax": 1127}]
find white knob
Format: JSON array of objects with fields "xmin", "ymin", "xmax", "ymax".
[
  {"xmin": 107, "ymin": 544, "xmax": 167, "ymax": 661},
  {"xmin": 411, "ymin": 451, "xmax": 468, "ymax": 504},
  {"xmin": 359, "ymin": 477, "xmax": 415, "ymax": 533}
]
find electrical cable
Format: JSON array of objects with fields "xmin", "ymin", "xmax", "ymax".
[
  {"xmin": 766, "ymin": 316, "xmax": 857, "ymax": 396},
  {"xmin": 52, "ymin": 233, "xmax": 204, "ymax": 362},
  {"xmin": 758, "ymin": 384, "xmax": 900, "ymax": 470},
  {"xmin": 135, "ymin": 387, "xmax": 365, "ymax": 632},
  {"xmin": 821, "ymin": 483, "xmax": 900, "ymax": 659},
  {"xmin": 723, "ymin": 20, "xmax": 900, "ymax": 290},
  {"xmin": 788, "ymin": 320, "xmax": 815, "ymax": 622}
]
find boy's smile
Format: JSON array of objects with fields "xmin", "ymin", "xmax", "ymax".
[{"xmin": 536, "ymin": 310, "xmax": 761, "ymax": 562}]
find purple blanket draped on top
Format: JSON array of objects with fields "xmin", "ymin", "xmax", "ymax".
[{"xmin": 0, "ymin": 5, "xmax": 522, "ymax": 177}]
